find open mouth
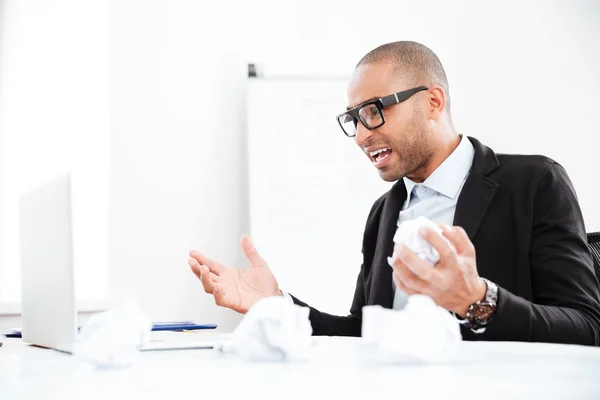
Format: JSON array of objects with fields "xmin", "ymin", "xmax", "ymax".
[{"xmin": 369, "ymin": 147, "xmax": 392, "ymax": 165}]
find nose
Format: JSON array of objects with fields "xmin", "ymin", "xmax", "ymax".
[{"xmin": 354, "ymin": 122, "xmax": 374, "ymax": 148}]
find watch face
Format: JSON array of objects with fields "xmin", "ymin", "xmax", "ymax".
[{"xmin": 471, "ymin": 302, "xmax": 496, "ymax": 323}]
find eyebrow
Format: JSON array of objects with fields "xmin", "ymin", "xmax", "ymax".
[{"xmin": 346, "ymin": 96, "xmax": 380, "ymax": 111}]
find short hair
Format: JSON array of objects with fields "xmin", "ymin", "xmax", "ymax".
[{"xmin": 357, "ymin": 41, "xmax": 451, "ymax": 110}]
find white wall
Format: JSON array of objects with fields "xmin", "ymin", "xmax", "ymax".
[
  {"xmin": 2, "ymin": 0, "xmax": 599, "ymax": 332},
  {"xmin": 0, "ymin": 0, "xmax": 109, "ymax": 324},
  {"xmin": 107, "ymin": 0, "xmax": 250, "ymax": 330}
]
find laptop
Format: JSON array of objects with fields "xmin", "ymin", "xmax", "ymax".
[{"xmin": 19, "ymin": 173, "xmax": 218, "ymax": 352}]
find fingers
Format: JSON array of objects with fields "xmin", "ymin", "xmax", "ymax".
[
  {"xmin": 199, "ymin": 265, "xmax": 217, "ymax": 293},
  {"xmin": 188, "ymin": 257, "xmax": 202, "ymax": 279},
  {"xmin": 440, "ymin": 224, "xmax": 475, "ymax": 257},
  {"xmin": 213, "ymin": 285, "xmax": 226, "ymax": 307},
  {"xmin": 418, "ymin": 226, "xmax": 457, "ymax": 264},
  {"xmin": 392, "ymin": 272, "xmax": 419, "ymax": 296},
  {"xmin": 389, "ymin": 249, "xmax": 434, "ymax": 295},
  {"xmin": 188, "ymin": 258, "xmax": 218, "ymax": 293},
  {"xmin": 394, "ymin": 243, "xmax": 445, "ymax": 288},
  {"xmin": 189, "ymin": 250, "xmax": 224, "ymax": 275},
  {"xmin": 240, "ymin": 234, "xmax": 267, "ymax": 268}
]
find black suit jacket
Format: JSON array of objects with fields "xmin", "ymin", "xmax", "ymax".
[{"xmin": 291, "ymin": 137, "xmax": 600, "ymax": 346}]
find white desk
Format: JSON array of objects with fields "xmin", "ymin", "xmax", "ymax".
[{"xmin": 1, "ymin": 335, "xmax": 600, "ymax": 400}]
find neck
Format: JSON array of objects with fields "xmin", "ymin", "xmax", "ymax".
[{"xmin": 407, "ymin": 131, "xmax": 461, "ymax": 183}]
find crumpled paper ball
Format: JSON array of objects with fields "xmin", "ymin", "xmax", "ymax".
[
  {"xmin": 362, "ymin": 295, "xmax": 461, "ymax": 363},
  {"xmin": 392, "ymin": 216, "xmax": 447, "ymax": 265},
  {"xmin": 74, "ymin": 298, "xmax": 151, "ymax": 368},
  {"xmin": 219, "ymin": 296, "xmax": 312, "ymax": 362}
]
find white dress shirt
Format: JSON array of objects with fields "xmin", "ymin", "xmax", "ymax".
[{"xmin": 392, "ymin": 135, "xmax": 475, "ymax": 309}]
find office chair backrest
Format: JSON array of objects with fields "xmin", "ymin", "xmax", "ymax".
[{"xmin": 587, "ymin": 232, "xmax": 600, "ymax": 283}]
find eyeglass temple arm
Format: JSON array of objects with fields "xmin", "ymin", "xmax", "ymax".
[
  {"xmin": 380, "ymin": 93, "xmax": 400, "ymax": 108},
  {"xmin": 379, "ymin": 86, "xmax": 428, "ymax": 108}
]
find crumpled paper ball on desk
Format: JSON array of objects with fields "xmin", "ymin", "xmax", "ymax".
[
  {"xmin": 219, "ymin": 296, "xmax": 312, "ymax": 362},
  {"xmin": 362, "ymin": 295, "xmax": 461, "ymax": 364},
  {"xmin": 74, "ymin": 298, "xmax": 152, "ymax": 368}
]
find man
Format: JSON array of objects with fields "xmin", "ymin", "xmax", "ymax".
[{"xmin": 189, "ymin": 41, "xmax": 600, "ymax": 345}]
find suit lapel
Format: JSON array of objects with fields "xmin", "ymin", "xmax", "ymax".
[
  {"xmin": 453, "ymin": 137, "xmax": 500, "ymax": 241},
  {"xmin": 453, "ymin": 171, "xmax": 499, "ymax": 241},
  {"xmin": 370, "ymin": 182, "xmax": 407, "ymax": 308}
]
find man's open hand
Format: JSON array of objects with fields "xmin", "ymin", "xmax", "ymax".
[{"xmin": 189, "ymin": 234, "xmax": 281, "ymax": 313}]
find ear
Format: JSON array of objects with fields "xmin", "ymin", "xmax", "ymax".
[{"xmin": 427, "ymin": 85, "xmax": 447, "ymax": 120}]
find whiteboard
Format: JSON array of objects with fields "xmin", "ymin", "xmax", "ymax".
[{"xmin": 247, "ymin": 78, "xmax": 392, "ymax": 315}]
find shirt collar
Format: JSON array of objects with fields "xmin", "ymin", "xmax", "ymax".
[
  {"xmin": 402, "ymin": 178, "xmax": 418, "ymax": 200},
  {"xmin": 402, "ymin": 135, "xmax": 475, "ymax": 199}
]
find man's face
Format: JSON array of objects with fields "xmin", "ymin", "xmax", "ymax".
[{"xmin": 347, "ymin": 62, "xmax": 434, "ymax": 182}]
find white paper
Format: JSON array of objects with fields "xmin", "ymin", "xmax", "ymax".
[
  {"xmin": 392, "ymin": 216, "xmax": 446, "ymax": 265},
  {"xmin": 219, "ymin": 296, "xmax": 312, "ymax": 362},
  {"xmin": 362, "ymin": 295, "xmax": 461, "ymax": 363},
  {"xmin": 74, "ymin": 298, "xmax": 151, "ymax": 368},
  {"xmin": 389, "ymin": 216, "xmax": 454, "ymax": 310}
]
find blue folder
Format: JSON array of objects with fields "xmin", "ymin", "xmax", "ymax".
[{"xmin": 150, "ymin": 322, "xmax": 217, "ymax": 331}]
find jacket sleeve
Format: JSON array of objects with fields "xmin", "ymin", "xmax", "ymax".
[
  {"xmin": 483, "ymin": 161, "xmax": 600, "ymax": 345},
  {"xmin": 290, "ymin": 268, "xmax": 364, "ymax": 337}
]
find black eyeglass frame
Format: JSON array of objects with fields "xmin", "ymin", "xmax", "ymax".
[{"xmin": 336, "ymin": 86, "xmax": 429, "ymax": 137}]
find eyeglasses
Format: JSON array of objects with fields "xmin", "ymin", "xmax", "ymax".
[{"xmin": 336, "ymin": 86, "xmax": 428, "ymax": 137}]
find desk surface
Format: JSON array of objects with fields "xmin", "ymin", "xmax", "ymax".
[{"xmin": 2, "ymin": 334, "xmax": 600, "ymax": 400}]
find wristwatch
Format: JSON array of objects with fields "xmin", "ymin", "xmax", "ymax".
[{"xmin": 457, "ymin": 278, "xmax": 498, "ymax": 334}]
